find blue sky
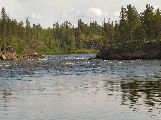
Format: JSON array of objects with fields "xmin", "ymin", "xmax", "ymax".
[{"xmin": 0, "ymin": 0, "xmax": 160, "ymax": 28}]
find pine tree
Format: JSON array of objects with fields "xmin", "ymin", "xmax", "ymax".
[
  {"xmin": 1, "ymin": 7, "xmax": 7, "ymax": 46},
  {"xmin": 119, "ymin": 6, "xmax": 128, "ymax": 43},
  {"xmin": 126, "ymin": 5, "xmax": 140, "ymax": 42},
  {"xmin": 25, "ymin": 18, "xmax": 31, "ymax": 46},
  {"xmin": 154, "ymin": 8, "xmax": 161, "ymax": 39},
  {"xmin": 141, "ymin": 4, "xmax": 155, "ymax": 40}
]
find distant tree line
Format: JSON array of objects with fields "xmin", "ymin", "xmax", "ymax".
[{"xmin": 0, "ymin": 4, "xmax": 160, "ymax": 54}]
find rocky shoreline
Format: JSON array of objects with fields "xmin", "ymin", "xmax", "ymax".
[
  {"xmin": 0, "ymin": 46, "xmax": 44, "ymax": 61},
  {"xmin": 96, "ymin": 42, "xmax": 161, "ymax": 60}
]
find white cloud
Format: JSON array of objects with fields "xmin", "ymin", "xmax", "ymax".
[
  {"xmin": 31, "ymin": 13, "xmax": 42, "ymax": 19},
  {"xmin": 61, "ymin": 8, "xmax": 81, "ymax": 19},
  {"xmin": 154, "ymin": 5, "xmax": 159, "ymax": 9},
  {"xmin": 2, "ymin": 0, "xmax": 161, "ymax": 28},
  {"xmin": 67, "ymin": 8, "xmax": 80, "ymax": 13},
  {"xmin": 87, "ymin": 8, "xmax": 107, "ymax": 17},
  {"xmin": 69, "ymin": 8, "xmax": 74, "ymax": 12},
  {"xmin": 113, "ymin": 11, "xmax": 120, "ymax": 17},
  {"xmin": 17, "ymin": 0, "xmax": 34, "ymax": 3},
  {"xmin": 62, "ymin": 13, "xmax": 66, "ymax": 18}
]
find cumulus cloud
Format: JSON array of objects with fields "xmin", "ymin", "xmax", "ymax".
[
  {"xmin": 154, "ymin": 5, "xmax": 160, "ymax": 9},
  {"xmin": 87, "ymin": 8, "xmax": 108, "ymax": 17},
  {"xmin": 62, "ymin": 13, "xmax": 66, "ymax": 18},
  {"xmin": 68, "ymin": 8, "xmax": 80, "ymax": 14},
  {"xmin": 62, "ymin": 8, "xmax": 81, "ymax": 18},
  {"xmin": 31, "ymin": 13, "xmax": 42, "ymax": 19},
  {"xmin": 3, "ymin": 0, "xmax": 161, "ymax": 28},
  {"xmin": 69, "ymin": 8, "xmax": 74, "ymax": 12},
  {"xmin": 17, "ymin": 0, "xmax": 33, "ymax": 2},
  {"xmin": 113, "ymin": 11, "xmax": 120, "ymax": 17}
]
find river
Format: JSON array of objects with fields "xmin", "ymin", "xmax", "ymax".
[{"xmin": 0, "ymin": 54, "xmax": 161, "ymax": 120}]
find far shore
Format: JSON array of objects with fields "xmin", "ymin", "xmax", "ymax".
[{"xmin": 37, "ymin": 49, "xmax": 100, "ymax": 55}]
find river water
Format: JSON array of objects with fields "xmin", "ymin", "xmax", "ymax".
[{"xmin": 0, "ymin": 54, "xmax": 161, "ymax": 120}]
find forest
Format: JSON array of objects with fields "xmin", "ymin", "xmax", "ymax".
[{"xmin": 0, "ymin": 4, "xmax": 160, "ymax": 55}]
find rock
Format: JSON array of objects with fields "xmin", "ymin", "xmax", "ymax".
[
  {"xmin": 0, "ymin": 46, "xmax": 45, "ymax": 60},
  {"xmin": 96, "ymin": 42, "xmax": 161, "ymax": 60},
  {"xmin": 1, "ymin": 54, "xmax": 6, "ymax": 60},
  {"xmin": 23, "ymin": 50, "xmax": 45, "ymax": 59},
  {"xmin": 0, "ymin": 46, "xmax": 18, "ymax": 60}
]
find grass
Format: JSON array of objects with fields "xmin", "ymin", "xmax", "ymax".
[{"xmin": 37, "ymin": 49, "xmax": 100, "ymax": 55}]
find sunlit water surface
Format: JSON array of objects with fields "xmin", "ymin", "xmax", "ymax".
[{"xmin": 0, "ymin": 54, "xmax": 161, "ymax": 120}]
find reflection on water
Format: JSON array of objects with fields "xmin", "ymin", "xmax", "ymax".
[
  {"xmin": 0, "ymin": 90, "xmax": 12, "ymax": 107},
  {"xmin": 120, "ymin": 79, "xmax": 161, "ymax": 115},
  {"xmin": 0, "ymin": 54, "xmax": 161, "ymax": 120}
]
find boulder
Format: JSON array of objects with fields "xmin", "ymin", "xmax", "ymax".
[
  {"xmin": 0, "ymin": 46, "xmax": 45, "ymax": 60},
  {"xmin": 0, "ymin": 46, "xmax": 18, "ymax": 60},
  {"xmin": 24, "ymin": 50, "xmax": 45, "ymax": 59}
]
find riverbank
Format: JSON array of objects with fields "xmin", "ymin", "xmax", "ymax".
[
  {"xmin": 0, "ymin": 47, "xmax": 99, "ymax": 60},
  {"xmin": 96, "ymin": 41, "xmax": 161, "ymax": 60},
  {"xmin": 37, "ymin": 49, "xmax": 99, "ymax": 55},
  {"xmin": 0, "ymin": 46, "xmax": 45, "ymax": 60}
]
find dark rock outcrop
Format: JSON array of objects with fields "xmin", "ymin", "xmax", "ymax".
[
  {"xmin": 0, "ymin": 46, "xmax": 18, "ymax": 60},
  {"xmin": 96, "ymin": 42, "xmax": 161, "ymax": 60}
]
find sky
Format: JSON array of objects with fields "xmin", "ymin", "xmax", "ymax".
[{"xmin": 0, "ymin": 0, "xmax": 160, "ymax": 28}]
